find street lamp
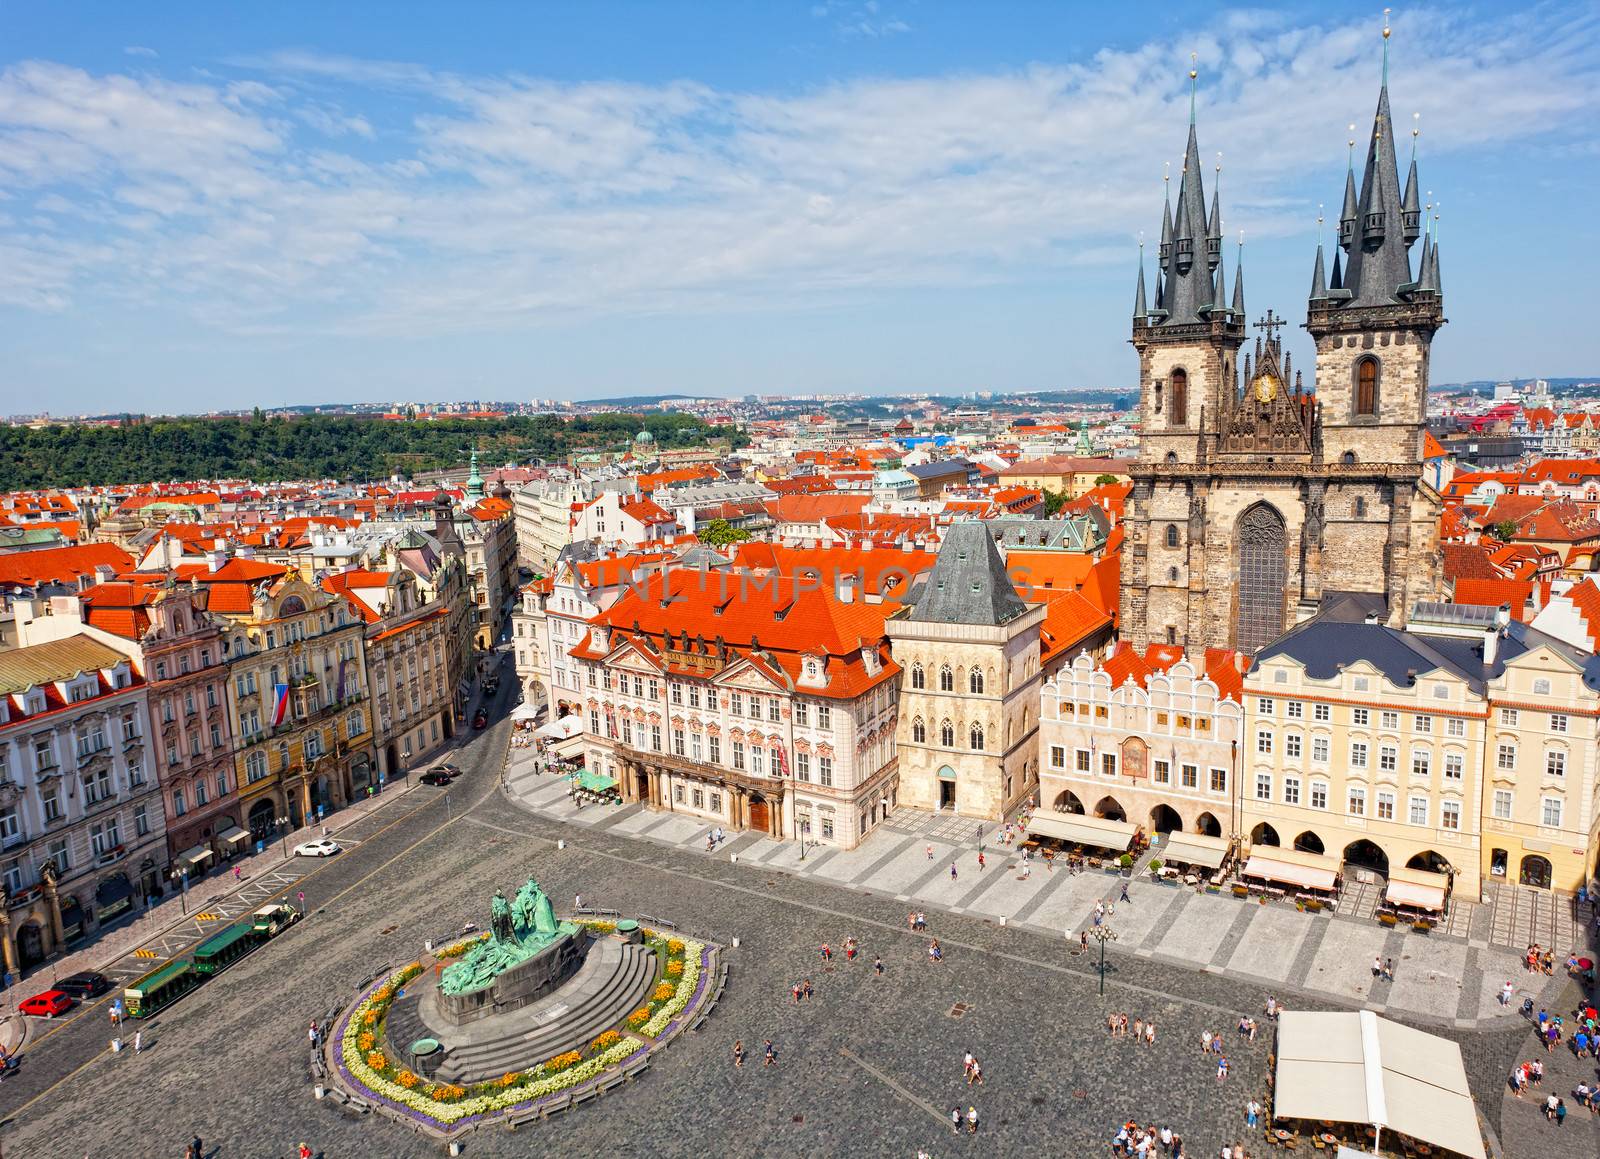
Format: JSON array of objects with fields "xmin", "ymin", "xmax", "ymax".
[
  {"xmin": 1088, "ymin": 923, "xmax": 1118, "ymax": 996},
  {"xmin": 799, "ymin": 819, "xmax": 811, "ymax": 860},
  {"xmin": 401, "ymin": 748, "xmax": 412, "ymax": 788},
  {"xmin": 276, "ymin": 814, "xmax": 292, "ymax": 858},
  {"xmin": 169, "ymin": 866, "xmax": 189, "ymax": 916}
]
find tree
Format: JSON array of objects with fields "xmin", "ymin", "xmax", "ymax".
[
  {"xmin": 1094, "ymin": 473, "xmax": 1120, "ymax": 486},
  {"xmin": 696, "ymin": 518, "xmax": 750, "ymax": 546},
  {"xmin": 1488, "ymin": 520, "xmax": 1519, "ymax": 542},
  {"xmin": 1041, "ymin": 488, "xmax": 1069, "ymax": 516}
]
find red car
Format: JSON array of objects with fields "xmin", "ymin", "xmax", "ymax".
[
  {"xmin": 19, "ymin": 989, "xmax": 75, "ymax": 1018},
  {"xmin": 473, "ymin": 710, "xmax": 488, "ymax": 730}
]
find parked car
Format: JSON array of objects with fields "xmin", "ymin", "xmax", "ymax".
[
  {"xmin": 54, "ymin": 971, "xmax": 112, "ymax": 999},
  {"xmin": 19, "ymin": 990, "xmax": 75, "ymax": 1018},
  {"xmin": 420, "ymin": 769, "xmax": 453, "ymax": 786},
  {"xmin": 473, "ymin": 710, "xmax": 488, "ymax": 729},
  {"xmin": 433, "ymin": 762, "xmax": 463, "ymax": 778},
  {"xmin": 293, "ymin": 838, "xmax": 341, "ymax": 858}
]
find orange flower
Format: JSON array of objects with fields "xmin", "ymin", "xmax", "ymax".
[
  {"xmin": 667, "ymin": 938, "xmax": 685, "ymax": 955},
  {"xmin": 397, "ymin": 1070, "xmax": 419, "ymax": 1089},
  {"xmin": 499, "ymin": 1071, "xmax": 521, "ymax": 1087},
  {"xmin": 653, "ymin": 982, "xmax": 675, "ymax": 1002},
  {"xmin": 626, "ymin": 1008, "xmax": 650, "ymax": 1027},
  {"xmin": 665, "ymin": 960, "xmax": 684, "ymax": 977},
  {"xmin": 366, "ymin": 1050, "xmax": 387, "ymax": 1071},
  {"xmin": 357, "ymin": 1031, "xmax": 375, "ymax": 1051},
  {"xmin": 589, "ymin": 1030, "xmax": 621, "ymax": 1053},
  {"xmin": 543, "ymin": 1050, "xmax": 582, "ymax": 1073}
]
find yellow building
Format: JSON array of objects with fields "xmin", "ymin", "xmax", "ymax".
[
  {"xmin": 995, "ymin": 456, "xmax": 1133, "ymax": 501},
  {"xmin": 223, "ymin": 573, "xmax": 374, "ymax": 839}
]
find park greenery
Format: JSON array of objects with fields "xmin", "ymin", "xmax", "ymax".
[
  {"xmin": 695, "ymin": 518, "xmax": 752, "ymax": 546},
  {"xmin": 0, "ymin": 413, "xmax": 741, "ymax": 490}
]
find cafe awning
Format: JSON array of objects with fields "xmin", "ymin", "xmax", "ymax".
[
  {"xmin": 1027, "ymin": 812, "xmax": 1137, "ymax": 852},
  {"xmin": 1161, "ymin": 832, "xmax": 1231, "ymax": 870},
  {"xmin": 551, "ymin": 733, "xmax": 588, "ymax": 759},
  {"xmin": 535, "ymin": 715, "xmax": 583, "ymax": 741},
  {"xmin": 1241, "ymin": 846, "xmax": 1342, "ymax": 892},
  {"xmin": 176, "ymin": 845, "xmax": 214, "ymax": 869},
  {"xmin": 1273, "ymin": 1010, "xmax": 1485, "ymax": 1159},
  {"xmin": 1385, "ymin": 866, "xmax": 1449, "ymax": 912},
  {"xmin": 96, "ymin": 873, "xmax": 135, "ymax": 919},
  {"xmin": 217, "ymin": 825, "xmax": 251, "ymax": 847},
  {"xmin": 575, "ymin": 770, "xmax": 617, "ymax": 794}
]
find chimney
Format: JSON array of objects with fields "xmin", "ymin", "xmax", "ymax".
[
  {"xmin": 209, "ymin": 546, "xmax": 227, "ymax": 573},
  {"xmin": 835, "ymin": 572, "xmax": 857, "ymax": 604},
  {"xmin": 93, "ymin": 564, "xmax": 116, "ymax": 585}
]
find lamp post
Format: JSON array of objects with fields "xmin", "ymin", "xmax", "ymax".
[
  {"xmin": 1088, "ymin": 923, "xmax": 1118, "ymax": 996},
  {"xmin": 276, "ymin": 814, "xmax": 292, "ymax": 858},
  {"xmin": 401, "ymin": 748, "xmax": 412, "ymax": 788},
  {"xmin": 799, "ymin": 818, "xmax": 811, "ymax": 860},
  {"xmin": 169, "ymin": 866, "xmax": 189, "ymax": 916}
]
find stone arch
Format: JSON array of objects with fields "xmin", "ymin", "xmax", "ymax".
[
  {"xmin": 1149, "ymin": 804, "xmax": 1182, "ymax": 834},
  {"xmin": 1093, "ymin": 795, "xmax": 1126, "ymax": 822},
  {"xmin": 1342, "ymin": 838, "xmax": 1388, "ymax": 876},
  {"xmin": 1234, "ymin": 502, "xmax": 1287, "ymax": 653},
  {"xmin": 1519, "ymin": 854, "xmax": 1552, "ymax": 889},
  {"xmin": 1250, "ymin": 822, "xmax": 1280, "ymax": 847},
  {"xmin": 1194, "ymin": 811, "xmax": 1222, "ymax": 838},
  {"xmin": 1405, "ymin": 850, "xmax": 1453, "ymax": 875},
  {"xmin": 1292, "ymin": 829, "xmax": 1325, "ymax": 855},
  {"xmin": 1054, "ymin": 789, "xmax": 1085, "ymax": 814}
]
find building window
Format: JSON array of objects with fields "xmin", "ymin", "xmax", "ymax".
[
  {"xmin": 1165, "ymin": 523, "xmax": 1180, "ymax": 548},
  {"xmin": 1550, "ymin": 713, "xmax": 1567, "ymax": 733},
  {"xmin": 651, "ymin": 724, "xmax": 662, "ymax": 752},
  {"xmin": 938, "ymin": 666, "xmax": 953, "ymax": 693},
  {"xmin": 709, "ymin": 791, "xmax": 721, "ymax": 813},
  {"xmin": 1380, "ymin": 711, "xmax": 1398, "ymax": 730},
  {"xmin": 1378, "ymin": 745, "xmax": 1396, "ymax": 773},
  {"xmin": 1312, "ymin": 737, "xmax": 1329, "ymax": 763},
  {"xmin": 969, "ymin": 723, "xmax": 985, "ymax": 750},
  {"xmin": 673, "ymin": 783, "xmax": 684, "ymax": 804},
  {"xmin": 817, "ymin": 705, "xmax": 831, "ymax": 730},
  {"xmin": 1310, "ymin": 781, "xmax": 1328, "ymax": 810},
  {"xmin": 1209, "ymin": 767, "xmax": 1227, "ymax": 793},
  {"xmin": 818, "ymin": 756, "xmax": 833, "ymax": 787},
  {"xmin": 673, "ymin": 728, "xmax": 685, "ymax": 757},
  {"xmin": 1255, "ymin": 773, "xmax": 1272, "ymax": 801},
  {"xmin": 690, "ymin": 732, "xmax": 703, "ymax": 761},
  {"xmin": 747, "ymin": 696, "xmax": 760, "ymax": 720},
  {"xmin": 1180, "ymin": 764, "xmax": 1198, "ymax": 789},
  {"xmin": 912, "ymin": 718, "xmax": 926, "ymax": 744},
  {"xmin": 1441, "ymin": 800, "xmax": 1461, "ymax": 830},
  {"xmin": 1285, "ymin": 701, "xmax": 1303, "ymax": 719},
  {"xmin": 1347, "ymin": 787, "xmax": 1366, "ymax": 816},
  {"xmin": 751, "ymin": 748, "xmax": 765, "ymax": 776},
  {"xmin": 1496, "ymin": 743, "xmax": 1516, "ymax": 771},
  {"xmin": 1314, "ymin": 703, "xmax": 1330, "ymax": 722},
  {"xmin": 1285, "ymin": 734, "xmax": 1301, "ymax": 758},
  {"xmin": 173, "ymin": 789, "xmax": 186, "ymax": 816},
  {"xmin": 1283, "ymin": 777, "xmax": 1301, "ymax": 805},
  {"xmin": 794, "ymin": 701, "xmax": 807, "ymax": 726},
  {"xmin": 1376, "ymin": 791, "xmax": 1395, "ymax": 820},
  {"xmin": 1412, "ymin": 714, "xmax": 1431, "ymax": 733},
  {"xmin": 1492, "ymin": 789, "xmax": 1513, "ymax": 819},
  {"xmin": 1170, "ymin": 368, "xmax": 1189, "ymax": 426},
  {"xmin": 969, "ymin": 668, "xmax": 985, "ymax": 694},
  {"xmin": 1541, "ymin": 797, "xmax": 1563, "ymax": 827},
  {"xmin": 820, "ymin": 812, "xmax": 834, "ymax": 840},
  {"xmin": 1408, "ymin": 796, "xmax": 1427, "ymax": 826},
  {"xmin": 768, "ymin": 700, "xmax": 780, "ymax": 723},
  {"xmin": 796, "ymin": 753, "xmax": 810, "ymax": 781},
  {"xmin": 1352, "ymin": 708, "xmax": 1369, "ymax": 726},
  {"xmin": 709, "ymin": 736, "xmax": 721, "ymax": 764},
  {"xmin": 911, "ymin": 664, "xmax": 924, "ymax": 690},
  {"xmin": 1101, "ymin": 753, "xmax": 1117, "ymax": 778},
  {"xmin": 1153, "ymin": 759, "xmax": 1170, "ymax": 784},
  {"xmin": 1546, "ymin": 750, "xmax": 1566, "ymax": 778},
  {"xmin": 732, "ymin": 741, "xmax": 745, "ymax": 770},
  {"xmin": 1256, "ymin": 729, "xmax": 1273, "ymax": 755},
  {"xmin": 1076, "ymin": 749, "xmax": 1091, "ymax": 773},
  {"xmin": 1355, "ymin": 357, "xmax": 1379, "ymax": 416},
  {"xmin": 1446, "ymin": 717, "xmax": 1465, "ymax": 737},
  {"xmin": 1349, "ymin": 742, "xmax": 1368, "ymax": 769},
  {"xmin": 1499, "ymin": 708, "xmax": 1518, "ymax": 726},
  {"xmin": 941, "ymin": 720, "xmax": 954, "ymax": 747},
  {"xmin": 670, "ymin": 683, "xmax": 682, "ymax": 705},
  {"xmin": 1050, "ymin": 745, "xmax": 1065, "ymax": 769},
  {"xmin": 1410, "ymin": 750, "xmax": 1430, "ymax": 779}
]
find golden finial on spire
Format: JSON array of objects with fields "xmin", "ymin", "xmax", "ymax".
[
  {"xmin": 1188, "ymin": 51, "xmax": 1198, "ymax": 123},
  {"xmin": 1382, "ymin": 8, "xmax": 1392, "ymax": 85}
]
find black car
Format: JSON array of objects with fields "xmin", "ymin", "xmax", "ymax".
[
  {"xmin": 433, "ymin": 762, "xmax": 463, "ymax": 777},
  {"xmin": 419, "ymin": 770, "xmax": 453, "ymax": 786},
  {"xmin": 55, "ymin": 971, "xmax": 112, "ymax": 999}
]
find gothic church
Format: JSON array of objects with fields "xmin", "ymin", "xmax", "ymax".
[{"xmin": 1118, "ymin": 57, "xmax": 1445, "ymax": 653}]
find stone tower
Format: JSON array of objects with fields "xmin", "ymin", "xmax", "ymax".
[{"xmin": 1120, "ymin": 49, "xmax": 1444, "ymax": 653}]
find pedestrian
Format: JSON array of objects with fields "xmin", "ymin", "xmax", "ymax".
[
  {"xmin": 1372, "ymin": 955, "xmax": 1382, "ymax": 978},
  {"xmin": 1246, "ymin": 1098, "xmax": 1260, "ymax": 1128},
  {"xmin": 873, "ymin": 957, "xmax": 884, "ymax": 975},
  {"xmin": 574, "ymin": 893, "xmax": 584, "ymax": 911},
  {"xmin": 967, "ymin": 1106, "xmax": 979, "ymax": 1134},
  {"xmin": 963, "ymin": 1050, "xmax": 974, "ymax": 1078},
  {"xmin": 1500, "ymin": 980, "xmax": 1514, "ymax": 1006},
  {"xmin": 1385, "ymin": 957, "xmax": 1395, "ymax": 981},
  {"xmin": 969, "ymin": 1061, "xmax": 983, "ymax": 1085},
  {"xmin": 951, "ymin": 862, "xmax": 958, "ymax": 881},
  {"xmin": 764, "ymin": 1039, "xmax": 776, "ymax": 1067},
  {"xmin": 978, "ymin": 851, "xmax": 986, "ymax": 871},
  {"xmin": 1217, "ymin": 1055, "xmax": 1229, "ymax": 1082},
  {"xmin": 1202, "ymin": 1030, "xmax": 1213, "ymax": 1054},
  {"xmin": 186, "ymin": 1136, "xmax": 203, "ymax": 1159},
  {"xmin": 792, "ymin": 982, "xmax": 802, "ymax": 1004},
  {"xmin": 1145, "ymin": 1021, "xmax": 1156, "ymax": 1045},
  {"xmin": 1120, "ymin": 880, "xmax": 1130, "ymax": 903},
  {"xmin": 232, "ymin": 865, "xmax": 241, "ymax": 882},
  {"xmin": 927, "ymin": 844, "xmax": 935, "ymax": 861},
  {"xmin": 803, "ymin": 978, "xmax": 813, "ymax": 1000},
  {"xmin": 1556, "ymin": 1097, "xmax": 1567, "ymax": 1126},
  {"xmin": 733, "ymin": 1039, "xmax": 745, "ymax": 1067},
  {"xmin": 950, "ymin": 1107, "xmax": 962, "ymax": 1134},
  {"xmin": 821, "ymin": 943, "xmax": 832, "ymax": 961},
  {"xmin": 298, "ymin": 1145, "xmax": 312, "ymax": 1159},
  {"xmin": 1081, "ymin": 929, "xmax": 1089, "ymax": 952},
  {"xmin": 308, "ymin": 1021, "xmax": 319, "ymax": 1049},
  {"xmin": 133, "ymin": 1030, "xmax": 143, "ymax": 1054}
]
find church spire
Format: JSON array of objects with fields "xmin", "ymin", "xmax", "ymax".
[
  {"xmin": 1309, "ymin": 209, "xmax": 1328, "ymax": 301},
  {"xmin": 1151, "ymin": 59, "xmax": 1218, "ymax": 326},
  {"xmin": 1231, "ymin": 233, "xmax": 1245, "ymax": 316},
  {"xmin": 1133, "ymin": 242, "xmax": 1148, "ymax": 319}
]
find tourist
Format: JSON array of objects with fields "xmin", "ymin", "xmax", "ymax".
[
  {"xmin": 186, "ymin": 1136, "xmax": 203, "ymax": 1159},
  {"xmin": 820, "ymin": 943, "xmax": 832, "ymax": 961},
  {"xmin": 917, "ymin": 911, "xmax": 927, "ymax": 931},
  {"xmin": 1134, "ymin": 1017, "xmax": 1144, "ymax": 1040},
  {"xmin": 1385, "ymin": 956, "xmax": 1395, "ymax": 981},
  {"xmin": 1145, "ymin": 1021, "xmax": 1156, "ymax": 1045},
  {"xmin": 873, "ymin": 957, "xmax": 884, "ymax": 975},
  {"xmin": 951, "ymin": 862, "xmax": 958, "ymax": 881},
  {"xmin": 1216, "ymin": 1055, "xmax": 1229, "ymax": 1082},
  {"xmin": 966, "ymin": 1106, "xmax": 979, "ymax": 1134},
  {"xmin": 1510, "ymin": 1064, "xmax": 1526, "ymax": 1097},
  {"xmin": 1245, "ymin": 1098, "xmax": 1260, "ymax": 1128},
  {"xmin": 298, "ymin": 1145, "xmax": 312, "ymax": 1159},
  {"xmin": 969, "ymin": 1060, "xmax": 983, "ymax": 1085},
  {"xmin": 950, "ymin": 1107, "xmax": 962, "ymax": 1134},
  {"xmin": 308, "ymin": 1021, "xmax": 319, "ymax": 1049},
  {"xmin": 763, "ymin": 1039, "xmax": 776, "ymax": 1067},
  {"xmin": 1544, "ymin": 1093, "xmax": 1560, "ymax": 1120},
  {"xmin": 927, "ymin": 844, "xmax": 935, "ymax": 861},
  {"xmin": 792, "ymin": 983, "xmax": 802, "ymax": 1004},
  {"xmin": 133, "ymin": 1030, "xmax": 143, "ymax": 1054},
  {"xmin": 1556, "ymin": 1098, "xmax": 1568, "ymax": 1125},
  {"xmin": 1120, "ymin": 880, "xmax": 1131, "ymax": 903},
  {"xmin": 1371, "ymin": 955, "xmax": 1382, "ymax": 979},
  {"xmin": 978, "ymin": 851, "xmax": 986, "ymax": 871},
  {"xmin": 574, "ymin": 893, "xmax": 583, "ymax": 911},
  {"xmin": 1546, "ymin": 1022, "xmax": 1561, "ymax": 1052},
  {"xmin": 928, "ymin": 939, "xmax": 942, "ymax": 962},
  {"xmin": 802, "ymin": 978, "xmax": 813, "ymax": 999},
  {"xmin": 1201, "ymin": 1030, "xmax": 1213, "ymax": 1054},
  {"xmin": 1530, "ymin": 1059, "xmax": 1543, "ymax": 1087},
  {"xmin": 732, "ymin": 1040, "xmax": 745, "ymax": 1067},
  {"xmin": 1081, "ymin": 930, "xmax": 1089, "ymax": 953},
  {"xmin": 1500, "ymin": 980, "xmax": 1515, "ymax": 1006},
  {"xmin": 963, "ymin": 1051, "xmax": 974, "ymax": 1078}
]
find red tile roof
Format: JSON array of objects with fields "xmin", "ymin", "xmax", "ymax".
[{"xmin": 0, "ymin": 543, "xmax": 134, "ymax": 590}]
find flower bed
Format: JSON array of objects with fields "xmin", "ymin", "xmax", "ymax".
[{"xmin": 641, "ymin": 939, "xmax": 703, "ymax": 1037}]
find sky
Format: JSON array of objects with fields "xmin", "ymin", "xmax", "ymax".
[{"xmin": 0, "ymin": 1, "xmax": 1596, "ymax": 414}]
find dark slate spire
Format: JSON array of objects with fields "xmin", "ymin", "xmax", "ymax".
[
  {"xmin": 1133, "ymin": 246, "xmax": 1148, "ymax": 319},
  {"xmin": 907, "ymin": 521, "xmax": 1029, "ymax": 626},
  {"xmin": 1329, "ymin": 247, "xmax": 1344, "ymax": 292},
  {"xmin": 1338, "ymin": 160, "xmax": 1359, "ymax": 249},
  {"xmin": 1231, "ymin": 244, "xmax": 1245, "ymax": 316},
  {"xmin": 1340, "ymin": 81, "xmax": 1414, "ymax": 307},
  {"xmin": 1159, "ymin": 115, "xmax": 1215, "ymax": 325},
  {"xmin": 1212, "ymin": 256, "xmax": 1227, "ymax": 317},
  {"xmin": 1206, "ymin": 186, "xmax": 1223, "ymax": 272},
  {"xmin": 1309, "ymin": 243, "xmax": 1328, "ymax": 300},
  {"xmin": 1401, "ymin": 146, "xmax": 1422, "ymax": 243}
]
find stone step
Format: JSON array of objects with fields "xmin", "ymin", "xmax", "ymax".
[{"xmin": 433, "ymin": 941, "xmax": 657, "ymax": 1085}]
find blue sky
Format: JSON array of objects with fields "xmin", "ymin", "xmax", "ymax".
[{"xmin": 0, "ymin": 2, "xmax": 1596, "ymax": 414}]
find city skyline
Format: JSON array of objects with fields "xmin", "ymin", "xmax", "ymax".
[{"xmin": 1, "ymin": 2, "xmax": 1597, "ymax": 412}]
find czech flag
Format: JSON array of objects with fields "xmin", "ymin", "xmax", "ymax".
[{"xmin": 271, "ymin": 683, "xmax": 291, "ymax": 728}]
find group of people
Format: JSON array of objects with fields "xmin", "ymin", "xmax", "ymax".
[
  {"xmin": 961, "ymin": 1050, "xmax": 986, "ymax": 1085},
  {"xmin": 1369, "ymin": 955, "xmax": 1397, "ymax": 982},
  {"xmin": 1533, "ymin": 1002, "xmax": 1600, "ymax": 1057},
  {"xmin": 1524, "ymin": 942, "xmax": 1557, "ymax": 976},
  {"xmin": 730, "ymin": 1038, "xmax": 778, "ymax": 1068},
  {"xmin": 1111, "ymin": 1121, "xmax": 1189, "ymax": 1156},
  {"xmin": 1104, "ymin": 1012, "xmax": 1158, "ymax": 1045}
]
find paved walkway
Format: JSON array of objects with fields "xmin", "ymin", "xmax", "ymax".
[
  {"xmin": 0, "ymin": 732, "xmax": 469, "ymax": 1059},
  {"xmin": 505, "ymin": 748, "xmax": 1596, "ymax": 1033}
]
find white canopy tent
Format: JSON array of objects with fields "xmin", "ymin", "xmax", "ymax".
[
  {"xmin": 1026, "ymin": 812, "xmax": 1138, "ymax": 852},
  {"xmin": 1384, "ymin": 866, "xmax": 1450, "ymax": 912},
  {"xmin": 510, "ymin": 702, "xmax": 543, "ymax": 722},
  {"xmin": 1241, "ymin": 846, "xmax": 1343, "ymax": 892},
  {"xmin": 1160, "ymin": 832, "xmax": 1231, "ymax": 870},
  {"xmin": 1273, "ymin": 1010, "xmax": 1485, "ymax": 1159},
  {"xmin": 533, "ymin": 715, "xmax": 583, "ymax": 741}
]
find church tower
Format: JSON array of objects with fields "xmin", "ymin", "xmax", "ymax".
[{"xmin": 1302, "ymin": 19, "xmax": 1444, "ymax": 622}]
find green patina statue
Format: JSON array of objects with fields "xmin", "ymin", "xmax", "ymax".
[{"xmin": 439, "ymin": 875, "xmax": 573, "ymax": 996}]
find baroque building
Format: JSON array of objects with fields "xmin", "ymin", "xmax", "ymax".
[{"xmin": 1119, "ymin": 63, "xmax": 1444, "ymax": 653}]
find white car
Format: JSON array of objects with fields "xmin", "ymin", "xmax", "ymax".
[{"xmin": 293, "ymin": 838, "xmax": 341, "ymax": 858}]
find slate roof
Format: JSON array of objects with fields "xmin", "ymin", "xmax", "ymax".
[{"xmin": 906, "ymin": 521, "xmax": 1030, "ymax": 626}]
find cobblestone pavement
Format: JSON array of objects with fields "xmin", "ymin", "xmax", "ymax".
[
  {"xmin": 506, "ymin": 754, "xmax": 1595, "ymax": 1038},
  {"xmin": 0, "ymin": 716, "xmax": 1571, "ymax": 1157}
]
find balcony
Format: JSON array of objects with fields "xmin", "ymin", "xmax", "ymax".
[
  {"xmin": 1, "ymin": 829, "xmax": 28, "ymax": 852},
  {"xmin": 94, "ymin": 844, "xmax": 126, "ymax": 867}
]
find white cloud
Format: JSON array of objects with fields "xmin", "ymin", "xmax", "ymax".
[
  {"xmin": 0, "ymin": 7, "xmax": 1595, "ymax": 340},
  {"xmin": 124, "ymin": 46, "xmax": 158, "ymax": 59}
]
